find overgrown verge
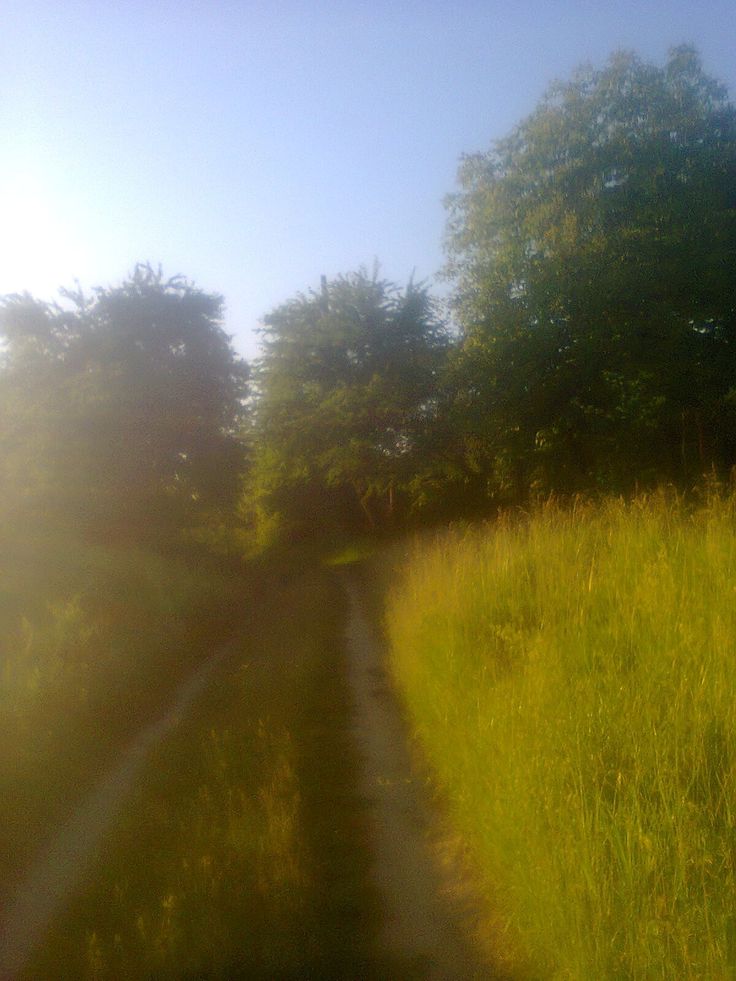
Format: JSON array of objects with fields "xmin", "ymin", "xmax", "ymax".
[
  {"xmin": 386, "ymin": 492, "xmax": 736, "ymax": 979},
  {"xmin": 0, "ymin": 529, "xmax": 241, "ymax": 895},
  {"xmin": 26, "ymin": 563, "xmax": 377, "ymax": 979}
]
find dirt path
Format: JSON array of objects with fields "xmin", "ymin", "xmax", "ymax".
[
  {"xmin": 341, "ymin": 571, "xmax": 490, "ymax": 980},
  {"xmin": 0, "ymin": 641, "xmax": 236, "ymax": 981},
  {"xmin": 1, "ymin": 571, "xmax": 493, "ymax": 980}
]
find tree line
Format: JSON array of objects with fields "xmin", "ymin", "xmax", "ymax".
[{"xmin": 1, "ymin": 45, "xmax": 734, "ymax": 552}]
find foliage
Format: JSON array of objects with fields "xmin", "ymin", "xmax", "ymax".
[
  {"xmin": 0, "ymin": 264, "xmax": 249, "ymax": 544},
  {"xmin": 245, "ymin": 267, "xmax": 448, "ymax": 544},
  {"xmin": 445, "ymin": 46, "xmax": 736, "ymax": 498},
  {"xmin": 387, "ymin": 492, "xmax": 736, "ymax": 978}
]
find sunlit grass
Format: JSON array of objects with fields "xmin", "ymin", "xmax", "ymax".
[
  {"xmin": 323, "ymin": 539, "xmax": 377, "ymax": 566},
  {"xmin": 386, "ymin": 491, "xmax": 736, "ymax": 979}
]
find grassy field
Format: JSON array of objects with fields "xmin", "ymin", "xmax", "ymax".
[
  {"xmin": 0, "ymin": 532, "xmax": 241, "ymax": 896},
  {"xmin": 26, "ymin": 562, "xmax": 377, "ymax": 979},
  {"xmin": 385, "ymin": 492, "xmax": 736, "ymax": 979}
]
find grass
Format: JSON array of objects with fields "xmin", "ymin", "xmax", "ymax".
[
  {"xmin": 26, "ymin": 562, "xmax": 378, "ymax": 979},
  {"xmin": 0, "ymin": 531, "xmax": 240, "ymax": 894},
  {"xmin": 385, "ymin": 491, "xmax": 736, "ymax": 979}
]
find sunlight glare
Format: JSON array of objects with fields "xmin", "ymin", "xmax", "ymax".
[{"xmin": 0, "ymin": 174, "xmax": 89, "ymax": 299}]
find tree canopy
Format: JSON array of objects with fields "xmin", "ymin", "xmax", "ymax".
[
  {"xmin": 0, "ymin": 264, "xmax": 249, "ymax": 542},
  {"xmin": 245, "ymin": 267, "xmax": 448, "ymax": 544},
  {"xmin": 3, "ymin": 46, "xmax": 734, "ymax": 552},
  {"xmin": 445, "ymin": 45, "xmax": 736, "ymax": 497}
]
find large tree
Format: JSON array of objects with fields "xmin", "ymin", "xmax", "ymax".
[
  {"xmin": 246, "ymin": 267, "xmax": 447, "ymax": 544},
  {"xmin": 445, "ymin": 45, "xmax": 736, "ymax": 497},
  {"xmin": 0, "ymin": 264, "xmax": 249, "ymax": 542}
]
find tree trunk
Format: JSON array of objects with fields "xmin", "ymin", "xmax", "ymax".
[{"xmin": 354, "ymin": 485, "xmax": 376, "ymax": 530}]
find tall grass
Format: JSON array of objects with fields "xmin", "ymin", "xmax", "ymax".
[
  {"xmin": 386, "ymin": 492, "xmax": 736, "ymax": 979},
  {"xmin": 0, "ymin": 532, "xmax": 238, "ymax": 890}
]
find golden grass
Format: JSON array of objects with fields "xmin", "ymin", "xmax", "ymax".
[{"xmin": 386, "ymin": 491, "xmax": 736, "ymax": 979}]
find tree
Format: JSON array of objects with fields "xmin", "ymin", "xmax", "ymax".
[
  {"xmin": 0, "ymin": 264, "xmax": 249, "ymax": 542},
  {"xmin": 245, "ymin": 267, "xmax": 447, "ymax": 544},
  {"xmin": 445, "ymin": 45, "xmax": 736, "ymax": 497}
]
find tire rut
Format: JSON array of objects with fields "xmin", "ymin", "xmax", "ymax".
[
  {"xmin": 340, "ymin": 570, "xmax": 491, "ymax": 980},
  {"xmin": 0, "ymin": 641, "xmax": 236, "ymax": 981}
]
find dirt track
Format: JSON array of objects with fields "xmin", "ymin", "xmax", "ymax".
[
  {"xmin": 0, "ymin": 572, "xmax": 491, "ymax": 979},
  {"xmin": 341, "ymin": 572, "xmax": 489, "ymax": 979},
  {"xmin": 0, "ymin": 642, "xmax": 234, "ymax": 981}
]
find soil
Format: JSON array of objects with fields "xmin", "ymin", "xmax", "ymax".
[{"xmin": 340, "ymin": 570, "xmax": 491, "ymax": 979}]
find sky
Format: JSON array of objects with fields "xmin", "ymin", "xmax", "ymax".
[{"xmin": 2, "ymin": 0, "xmax": 734, "ymax": 360}]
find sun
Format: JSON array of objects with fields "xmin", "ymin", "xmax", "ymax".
[{"xmin": 0, "ymin": 173, "xmax": 89, "ymax": 299}]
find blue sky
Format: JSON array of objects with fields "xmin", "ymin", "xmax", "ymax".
[{"xmin": 2, "ymin": 0, "xmax": 734, "ymax": 359}]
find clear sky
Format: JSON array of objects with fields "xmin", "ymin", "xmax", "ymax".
[{"xmin": 2, "ymin": 0, "xmax": 734, "ymax": 359}]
